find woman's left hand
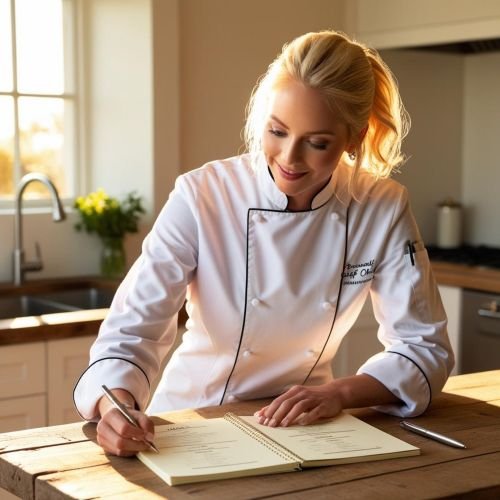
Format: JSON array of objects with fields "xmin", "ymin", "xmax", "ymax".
[{"xmin": 254, "ymin": 382, "xmax": 343, "ymax": 427}]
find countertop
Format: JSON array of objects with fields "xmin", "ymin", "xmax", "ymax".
[
  {"xmin": 431, "ymin": 260, "xmax": 500, "ymax": 294},
  {"xmin": 0, "ymin": 277, "xmax": 119, "ymax": 345},
  {"xmin": 0, "ymin": 369, "xmax": 499, "ymax": 499},
  {"xmin": 0, "ymin": 261, "xmax": 498, "ymax": 347}
]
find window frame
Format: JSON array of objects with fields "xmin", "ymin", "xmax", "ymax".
[{"xmin": 0, "ymin": 0, "xmax": 82, "ymax": 211}]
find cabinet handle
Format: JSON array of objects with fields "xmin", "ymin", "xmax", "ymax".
[{"xmin": 478, "ymin": 308, "xmax": 500, "ymax": 320}]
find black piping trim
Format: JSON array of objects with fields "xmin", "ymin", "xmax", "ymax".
[
  {"xmin": 386, "ymin": 350, "xmax": 432, "ymax": 415},
  {"xmin": 301, "ymin": 200, "xmax": 351, "ymax": 385},
  {"xmin": 219, "ymin": 201, "xmax": 345, "ymax": 405},
  {"xmin": 72, "ymin": 356, "xmax": 150, "ymax": 420},
  {"xmin": 219, "ymin": 209, "xmax": 252, "ymax": 404}
]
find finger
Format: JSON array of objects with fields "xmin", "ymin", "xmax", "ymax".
[
  {"xmin": 97, "ymin": 418, "xmax": 149, "ymax": 456},
  {"xmin": 295, "ymin": 405, "xmax": 327, "ymax": 426},
  {"xmin": 272, "ymin": 398, "xmax": 317, "ymax": 427},
  {"xmin": 261, "ymin": 386, "xmax": 303, "ymax": 422},
  {"xmin": 105, "ymin": 409, "xmax": 147, "ymax": 440},
  {"xmin": 133, "ymin": 411, "xmax": 155, "ymax": 442},
  {"xmin": 265, "ymin": 393, "xmax": 313, "ymax": 427},
  {"xmin": 254, "ymin": 405, "xmax": 269, "ymax": 424}
]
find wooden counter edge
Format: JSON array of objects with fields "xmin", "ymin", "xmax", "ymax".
[{"xmin": 431, "ymin": 261, "xmax": 500, "ymax": 294}]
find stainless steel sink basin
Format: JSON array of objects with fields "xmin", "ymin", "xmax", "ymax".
[
  {"xmin": 0, "ymin": 286, "xmax": 116, "ymax": 320},
  {"xmin": 37, "ymin": 287, "xmax": 116, "ymax": 310},
  {"xmin": 0, "ymin": 295, "xmax": 76, "ymax": 320}
]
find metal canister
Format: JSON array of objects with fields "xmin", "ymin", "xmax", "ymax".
[{"xmin": 437, "ymin": 198, "xmax": 463, "ymax": 248}]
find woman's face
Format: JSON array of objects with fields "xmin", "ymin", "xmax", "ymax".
[{"xmin": 262, "ymin": 80, "xmax": 351, "ymax": 211}]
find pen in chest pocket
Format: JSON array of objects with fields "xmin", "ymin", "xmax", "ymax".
[{"xmin": 406, "ymin": 240, "xmax": 416, "ymax": 266}]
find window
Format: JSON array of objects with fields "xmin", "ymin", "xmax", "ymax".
[{"xmin": 0, "ymin": 0, "xmax": 77, "ymax": 204}]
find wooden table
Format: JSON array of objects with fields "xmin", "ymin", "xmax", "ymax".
[{"xmin": 1, "ymin": 370, "xmax": 499, "ymax": 499}]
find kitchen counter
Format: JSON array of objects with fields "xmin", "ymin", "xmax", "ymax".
[
  {"xmin": 0, "ymin": 277, "xmax": 189, "ymax": 346},
  {"xmin": 431, "ymin": 261, "xmax": 500, "ymax": 294},
  {"xmin": 0, "ymin": 277, "xmax": 118, "ymax": 346}
]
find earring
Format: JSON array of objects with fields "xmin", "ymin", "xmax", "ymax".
[{"xmin": 348, "ymin": 151, "xmax": 356, "ymax": 161}]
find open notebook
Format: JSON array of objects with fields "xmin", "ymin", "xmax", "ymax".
[{"xmin": 137, "ymin": 412, "xmax": 419, "ymax": 486}]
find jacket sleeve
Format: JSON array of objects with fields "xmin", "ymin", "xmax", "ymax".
[
  {"xmin": 73, "ymin": 175, "xmax": 199, "ymax": 421},
  {"xmin": 357, "ymin": 186, "xmax": 455, "ymax": 417}
]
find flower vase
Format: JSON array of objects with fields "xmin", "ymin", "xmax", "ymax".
[{"xmin": 100, "ymin": 237, "xmax": 126, "ymax": 279}]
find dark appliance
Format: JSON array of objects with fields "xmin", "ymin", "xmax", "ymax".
[{"xmin": 460, "ymin": 289, "xmax": 500, "ymax": 374}]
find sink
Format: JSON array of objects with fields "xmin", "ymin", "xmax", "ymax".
[
  {"xmin": 36, "ymin": 287, "xmax": 116, "ymax": 310},
  {"xmin": 0, "ymin": 295, "xmax": 76, "ymax": 320},
  {"xmin": 0, "ymin": 286, "xmax": 116, "ymax": 321}
]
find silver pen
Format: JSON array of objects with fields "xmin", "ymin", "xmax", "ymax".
[
  {"xmin": 101, "ymin": 385, "xmax": 159, "ymax": 453},
  {"xmin": 400, "ymin": 420, "xmax": 466, "ymax": 449}
]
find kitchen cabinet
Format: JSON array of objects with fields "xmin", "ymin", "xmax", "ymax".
[
  {"xmin": 0, "ymin": 343, "xmax": 46, "ymax": 433},
  {"xmin": 349, "ymin": 0, "xmax": 500, "ymax": 49},
  {"xmin": 47, "ymin": 336, "xmax": 95, "ymax": 425},
  {"xmin": 0, "ymin": 336, "xmax": 95, "ymax": 433}
]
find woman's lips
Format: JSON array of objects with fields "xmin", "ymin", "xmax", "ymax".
[{"xmin": 277, "ymin": 163, "xmax": 307, "ymax": 181}]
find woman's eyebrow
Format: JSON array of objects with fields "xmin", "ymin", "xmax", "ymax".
[{"xmin": 269, "ymin": 114, "xmax": 335, "ymax": 136}]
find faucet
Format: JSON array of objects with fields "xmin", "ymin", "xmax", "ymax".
[{"xmin": 13, "ymin": 172, "xmax": 66, "ymax": 285}]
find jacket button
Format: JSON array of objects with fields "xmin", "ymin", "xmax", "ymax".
[
  {"xmin": 251, "ymin": 298, "xmax": 261, "ymax": 307},
  {"xmin": 321, "ymin": 301, "xmax": 334, "ymax": 311},
  {"xmin": 252, "ymin": 213, "xmax": 265, "ymax": 223},
  {"xmin": 243, "ymin": 349, "xmax": 252, "ymax": 358},
  {"xmin": 331, "ymin": 212, "xmax": 339, "ymax": 221},
  {"xmin": 227, "ymin": 395, "xmax": 237, "ymax": 402},
  {"xmin": 307, "ymin": 349, "xmax": 316, "ymax": 357}
]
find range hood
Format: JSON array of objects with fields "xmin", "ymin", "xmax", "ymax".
[{"xmin": 413, "ymin": 37, "xmax": 500, "ymax": 54}]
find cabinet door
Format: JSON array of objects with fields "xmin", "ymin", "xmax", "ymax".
[
  {"xmin": 0, "ymin": 394, "xmax": 46, "ymax": 433},
  {"xmin": 0, "ymin": 342, "xmax": 46, "ymax": 399},
  {"xmin": 47, "ymin": 336, "xmax": 95, "ymax": 425}
]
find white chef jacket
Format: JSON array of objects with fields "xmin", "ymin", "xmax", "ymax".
[{"xmin": 74, "ymin": 153, "xmax": 454, "ymax": 421}]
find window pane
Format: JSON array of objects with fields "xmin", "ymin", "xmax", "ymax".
[
  {"xmin": 0, "ymin": 96, "xmax": 15, "ymax": 197},
  {"xmin": 18, "ymin": 96, "xmax": 69, "ymax": 198},
  {"xmin": 0, "ymin": 0, "xmax": 13, "ymax": 91},
  {"xmin": 15, "ymin": 0, "xmax": 64, "ymax": 94}
]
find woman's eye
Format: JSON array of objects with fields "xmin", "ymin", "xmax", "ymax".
[
  {"xmin": 308, "ymin": 141, "xmax": 328, "ymax": 150},
  {"xmin": 269, "ymin": 128, "xmax": 286, "ymax": 137}
]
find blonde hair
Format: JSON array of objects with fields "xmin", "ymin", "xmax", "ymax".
[{"xmin": 244, "ymin": 30, "xmax": 409, "ymax": 184}]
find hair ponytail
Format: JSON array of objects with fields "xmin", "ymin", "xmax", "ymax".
[{"xmin": 360, "ymin": 48, "xmax": 410, "ymax": 178}]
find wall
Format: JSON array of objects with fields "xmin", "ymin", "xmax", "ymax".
[
  {"xmin": 378, "ymin": 49, "xmax": 500, "ymax": 247},
  {"xmin": 83, "ymin": 0, "xmax": 154, "ymax": 265},
  {"xmin": 463, "ymin": 51, "xmax": 500, "ymax": 245},
  {"xmin": 179, "ymin": 0, "xmax": 347, "ymax": 172},
  {"xmin": 380, "ymin": 49, "xmax": 464, "ymax": 244}
]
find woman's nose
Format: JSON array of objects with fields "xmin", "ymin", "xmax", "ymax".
[{"xmin": 282, "ymin": 138, "xmax": 301, "ymax": 164}]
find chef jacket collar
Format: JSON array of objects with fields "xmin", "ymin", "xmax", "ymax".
[{"xmin": 256, "ymin": 153, "xmax": 351, "ymax": 211}]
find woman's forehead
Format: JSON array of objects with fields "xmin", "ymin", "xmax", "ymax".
[{"xmin": 266, "ymin": 81, "xmax": 347, "ymax": 134}]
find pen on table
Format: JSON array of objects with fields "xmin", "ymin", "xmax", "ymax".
[
  {"xmin": 101, "ymin": 385, "xmax": 159, "ymax": 453},
  {"xmin": 400, "ymin": 420, "xmax": 466, "ymax": 449}
]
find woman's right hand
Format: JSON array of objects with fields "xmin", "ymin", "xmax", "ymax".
[{"xmin": 96, "ymin": 389, "xmax": 155, "ymax": 457}]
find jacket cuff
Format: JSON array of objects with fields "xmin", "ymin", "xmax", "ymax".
[
  {"xmin": 73, "ymin": 358, "xmax": 150, "ymax": 422},
  {"xmin": 357, "ymin": 351, "xmax": 431, "ymax": 417}
]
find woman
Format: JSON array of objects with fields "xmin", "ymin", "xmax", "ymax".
[{"xmin": 74, "ymin": 30, "xmax": 454, "ymax": 456}]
